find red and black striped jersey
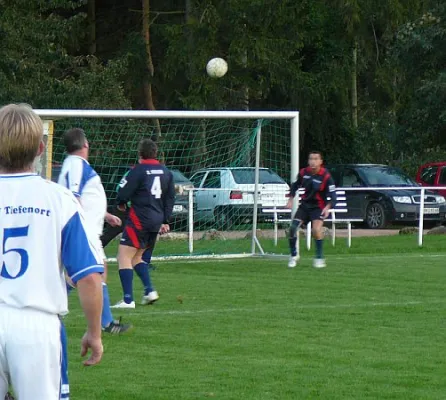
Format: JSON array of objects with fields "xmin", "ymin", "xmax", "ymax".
[{"xmin": 290, "ymin": 167, "xmax": 336, "ymax": 209}]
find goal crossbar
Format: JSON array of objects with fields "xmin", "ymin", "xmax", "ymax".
[{"xmin": 35, "ymin": 109, "xmax": 299, "ymax": 120}]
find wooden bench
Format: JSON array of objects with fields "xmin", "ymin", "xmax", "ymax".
[{"xmin": 262, "ymin": 189, "xmax": 363, "ymax": 249}]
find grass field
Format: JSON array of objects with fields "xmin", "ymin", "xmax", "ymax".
[{"xmin": 64, "ymin": 235, "xmax": 446, "ymax": 400}]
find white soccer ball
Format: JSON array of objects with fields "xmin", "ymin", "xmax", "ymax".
[{"xmin": 206, "ymin": 58, "xmax": 228, "ymax": 78}]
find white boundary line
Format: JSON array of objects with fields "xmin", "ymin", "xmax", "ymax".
[
  {"xmin": 260, "ymin": 253, "xmax": 446, "ymax": 261},
  {"xmin": 71, "ymin": 300, "xmax": 446, "ymax": 319},
  {"xmin": 106, "ymin": 253, "xmax": 446, "ymax": 264},
  {"xmin": 105, "ymin": 253, "xmax": 252, "ymax": 263}
]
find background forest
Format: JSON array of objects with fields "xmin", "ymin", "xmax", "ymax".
[{"xmin": 0, "ymin": 0, "xmax": 445, "ymax": 174}]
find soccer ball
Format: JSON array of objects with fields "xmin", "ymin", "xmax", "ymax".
[{"xmin": 206, "ymin": 58, "xmax": 228, "ymax": 78}]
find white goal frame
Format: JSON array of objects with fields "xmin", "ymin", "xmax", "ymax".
[{"xmin": 35, "ymin": 109, "xmax": 300, "ymax": 260}]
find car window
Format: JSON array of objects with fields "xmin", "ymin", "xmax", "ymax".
[
  {"xmin": 439, "ymin": 167, "xmax": 446, "ymax": 185},
  {"xmin": 342, "ymin": 168, "xmax": 361, "ymax": 187},
  {"xmin": 360, "ymin": 166, "xmax": 415, "ymax": 186},
  {"xmin": 203, "ymin": 171, "xmax": 221, "ymax": 188},
  {"xmin": 231, "ymin": 169, "xmax": 285, "ymax": 184},
  {"xmin": 171, "ymin": 169, "xmax": 192, "ymax": 184},
  {"xmin": 421, "ymin": 166, "xmax": 438, "ymax": 185},
  {"xmin": 190, "ymin": 172, "xmax": 206, "ymax": 187}
]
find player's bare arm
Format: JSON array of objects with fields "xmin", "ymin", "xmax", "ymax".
[
  {"xmin": 77, "ymin": 273, "xmax": 104, "ymax": 366},
  {"xmin": 105, "ymin": 212, "xmax": 121, "ymax": 227},
  {"xmin": 159, "ymin": 224, "xmax": 170, "ymax": 235},
  {"xmin": 321, "ymin": 204, "xmax": 331, "ymax": 218}
]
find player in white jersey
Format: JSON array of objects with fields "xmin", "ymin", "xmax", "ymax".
[
  {"xmin": 0, "ymin": 104, "xmax": 104, "ymax": 400},
  {"xmin": 58, "ymin": 128, "xmax": 131, "ymax": 334}
]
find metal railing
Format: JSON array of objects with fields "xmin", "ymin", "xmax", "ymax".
[
  {"xmin": 318, "ymin": 186, "xmax": 446, "ymax": 247},
  {"xmin": 186, "ymin": 185, "xmax": 446, "ymax": 255}
]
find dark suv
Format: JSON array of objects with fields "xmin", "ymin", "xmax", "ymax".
[{"xmin": 326, "ymin": 164, "xmax": 446, "ymax": 228}]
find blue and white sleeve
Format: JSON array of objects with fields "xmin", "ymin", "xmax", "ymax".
[
  {"xmin": 61, "ymin": 211, "xmax": 104, "ymax": 284},
  {"xmin": 65, "ymin": 158, "xmax": 85, "ymax": 198}
]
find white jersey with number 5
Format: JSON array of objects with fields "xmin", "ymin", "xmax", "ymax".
[{"xmin": 0, "ymin": 173, "xmax": 104, "ymax": 316}]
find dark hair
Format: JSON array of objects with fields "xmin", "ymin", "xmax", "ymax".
[
  {"xmin": 309, "ymin": 150, "xmax": 323, "ymax": 159},
  {"xmin": 63, "ymin": 128, "xmax": 87, "ymax": 154},
  {"xmin": 138, "ymin": 138, "xmax": 158, "ymax": 159}
]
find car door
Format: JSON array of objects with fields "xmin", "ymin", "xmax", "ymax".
[
  {"xmin": 198, "ymin": 171, "xmax": 222, "ymax": 219},
  {"xmin": 437, "ymin": 166, "xmax": 446, "ymax": 197},
  {"xmin": 340, "ymin": 167, "xmax": 364, "ymax": 219},
  {"xmin": 418, "ymin": 165, "xmax": 438, "ymax": 188}
]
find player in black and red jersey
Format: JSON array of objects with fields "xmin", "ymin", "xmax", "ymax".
[
  {"xmin": 111, "ymin": 139, "xmax": 175, "ymax": 309},
  {"xmin": 286, "ymin": 151, "xmax": 336, "ymax": 269}
]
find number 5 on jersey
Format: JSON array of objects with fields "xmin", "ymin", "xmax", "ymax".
[
  {"xmin": 151, "ymin": 176, "xmax": 162, "ymax": 199},
  {"xmin": 1, "ymin": 226, "xmax": 29, "ymax": 279}
]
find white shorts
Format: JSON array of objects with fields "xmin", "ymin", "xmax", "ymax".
[
  {"xmin": 93, "ymin": 236, "xmax": 106, "ymax": 261},
  {"xmin": 0, "ymin": 305, "xmax": 69, "ymax": 400},
  {"xmin": 84, "ymin": 219, "xmax": 106, "ymax": 261}
]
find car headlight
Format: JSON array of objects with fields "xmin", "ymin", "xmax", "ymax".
[
  {"xmin": 435, "ymin": 196, "xmax": 446, "ymax": 204},
  {"xmin": 393, "ymin": 196, "xmax": 412, "ymax": 204}
]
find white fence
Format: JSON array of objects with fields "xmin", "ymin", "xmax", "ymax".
[
  {"xmin": 336, "ymin": 186, "xmax": 446, "ymax": 247},
  {"xmin": 185, "ymin": 185, "xmax": 446, "ymax": 255}
]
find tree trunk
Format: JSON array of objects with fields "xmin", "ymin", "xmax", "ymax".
[
  {"xmin": 88, "ymin": 0, "xmax": 96, "ymax": 55},
  {"xmin": 351, "ymin": 39, "xmax": 358, "ymax": 129},
  {"xmin": 185, "ymin": 0, "xmax": 194, "ymax": 77},
  {"xmin": 185, "ymin": 0, "xmax": 192, "ymax": 26},
  {"xmin": 142, "ymin": 0, "xmax": 161, "ymax": 140},
  {"xmin": 240, "ymin": 49, "xmax": 249, "ymax": 112},
  {"xmin": 240, "ymin": 46, "xmax": 251, "ymax": 165},
  {"xmin": 185, "ymin": 0, "xmax": 207, "ymax": 169}
]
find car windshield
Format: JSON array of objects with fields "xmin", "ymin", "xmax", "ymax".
[
  {"xmin": 360, "ymin": 166, "xmax": 416, "ymax": 187},
  {"xmin": 231, "ymin": 169, "xmax": 285, "ymax": 184},
  {"xmin": 171, "ymin": 169, "xmax": 192, "ymax": 184}
]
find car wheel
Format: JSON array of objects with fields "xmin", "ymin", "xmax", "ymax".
[
  {"xmin": 215, "ymin": 207, "xmax": 233, "ymax": 230},
  {"xmin": 366, "ymin": 202, "xmax": 387, "ymax": 229}
]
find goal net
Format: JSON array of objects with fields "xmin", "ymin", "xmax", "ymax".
[{"xmin": 36, "ymin": 110, "xmax": 299, "ymax": 259}]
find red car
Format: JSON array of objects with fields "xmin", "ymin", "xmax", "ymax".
[{"xmin": 416, "ymin": 162, "xmax": 446, "ymax": 197}]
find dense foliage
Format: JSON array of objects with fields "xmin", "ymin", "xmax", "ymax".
[{"xmin": 1, "ymin": 0, "xmax": 444, "ymax": 174}]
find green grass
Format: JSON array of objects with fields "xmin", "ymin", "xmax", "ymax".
[{"xmin": 64, "ymin": 236, "xmax": 446, "ymax": 399}]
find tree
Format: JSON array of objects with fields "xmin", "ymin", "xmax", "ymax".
[
  {"xmin": 141, "ymin": 0, "xmax": 162, "ymax": 139},
  {"xmin": 0, "ymin": 0, "xmax": 129, "ymax": 108},
  {"xmin": 390, "ymin": 4, "xmax": 446, "ymax": 167},
  {"xmin": 88, "ymin": 0, "xmax": 96, "ymax": 54}
]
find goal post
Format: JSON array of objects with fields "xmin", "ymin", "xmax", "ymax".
[
  {"xmin": 34, "ymin": 120, "xmax": 54, "ymax": 179},
  {"xmin": 35, "ymin": 109, "xmax": 299, "ymax": 259}
]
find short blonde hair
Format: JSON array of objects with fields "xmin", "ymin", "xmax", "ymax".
[{"xmin": 0, "ymin": 104, "xmax": 43, "ymax": 172}]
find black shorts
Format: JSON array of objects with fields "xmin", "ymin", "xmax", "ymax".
[
  {"xmin": 293, "ymin": 204, "xmax": 324, "ymax": 225},
  {"xmin": 121, "ymin": 221, "xmax": 158, "ymax": 250},
  {"xmin": 100, "ymin": 206, "xmax": 128, "ymax": 248}
]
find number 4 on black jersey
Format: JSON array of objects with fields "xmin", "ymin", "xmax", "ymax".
[{"xmin": 116, "ymin": 159, "xmax": 175, "ymax": 247}]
